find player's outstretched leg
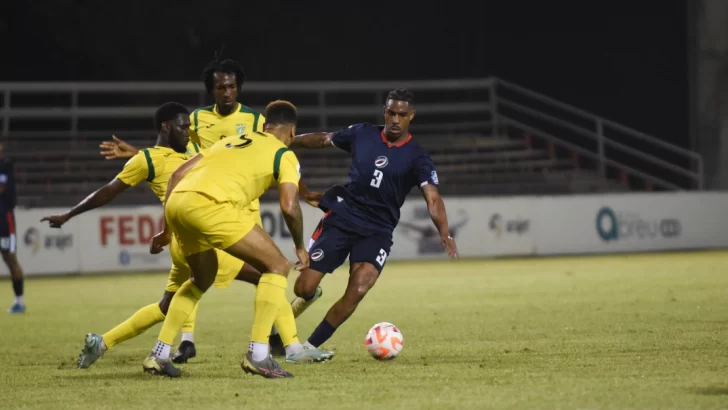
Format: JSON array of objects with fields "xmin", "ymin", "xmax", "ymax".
[
  {"xmin": 305, "ymin": 262, "xmax": 379, "ymax": 349},
  {"xmin": 171, "ymin": 303, "xmax": 198, "ymax": 364},
  {"xmin": 78, "ymin": 293, "xmax": 171, "ymax": 369}
]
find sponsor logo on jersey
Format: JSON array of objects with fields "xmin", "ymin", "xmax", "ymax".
[
  {"xmin": 311, "ymin": 249, "xmax": 325, "ymax": 261},
  {"xmin": 236, "ymin": 124, "xmax": 246, "ymax": 135},
  {"xmin": 375, "ymin": 156, "xmax": 389, "ymax": 168}
]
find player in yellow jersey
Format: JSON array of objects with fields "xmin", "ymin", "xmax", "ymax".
[
  {"xmin": 97, "ymin": 53, "xmax": 322, "ymax": 362},
  {"xmin": 142, "ymin": 100, "xmax": 331, "ymax": 379},
  {"xmin": 40, "ymin": 103, "xmax": 310, "ymax": 370}
]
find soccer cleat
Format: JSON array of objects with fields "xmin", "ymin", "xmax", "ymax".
[
  {"xmin": 241, "ymin": 352, "xmax": 293, "ymax": 379},
  {"xmin": 7, "ymin": 303, "xmax": 25, "ymax": 314},
  {"xmin": 291, "ymin": 286, "xmax": 322, "ymax": 318},
  {"xmin": 269, "ymin": 334, "xmax": 286, "ymax": 357},
  {"xmin": 285, "ymin": 346, "xmax": 335, "ymax": 364},
  {"xmin": 142, "ymin": 354, "xmax": 181, "ymax": 378},
  {"xmin": 78, "ymin": 333, "xmax": 104, "ymax": 369},
  {"xmin": 171, "ymin": 341, "xmax": 197, "ymax": 364}
]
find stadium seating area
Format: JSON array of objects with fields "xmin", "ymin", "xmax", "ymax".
[{"xmin": 8, "ymin": 126, "xmax": 627, "ymax": 208}]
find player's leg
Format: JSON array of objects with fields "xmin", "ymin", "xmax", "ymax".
[
  {"xmin": 3, "ymin": 211, "xmax": 24, "ymax": 313},
  {"xmin": 78, "ymin": 291, "xmax": 171, "ymax": 369},
  {"xmin": 169, "ymin": 237, "xmax": 198, "ymax": 363},
  {"xmin": 234, "ymin": 262, "xmax": 261, "ymax": 285},
  {"xmin": 305, "ymin": 234, "xmax": 391, "ymax": 349}
]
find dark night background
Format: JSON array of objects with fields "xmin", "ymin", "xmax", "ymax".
[{"xmin": 1, "ymin": 0, "xmax": 688, "ymax": 148}]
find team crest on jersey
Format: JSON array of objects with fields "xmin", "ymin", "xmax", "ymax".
[
  {"xmin": 311, "ymin": 249, "xmax": 324, "ymax": 261},
  {"xmin": 431, "ymin": 170, "xmax": 439, "ymax": 184},
  {"xmin": 374, "ymin": 156, "xmax": 389, "ymax": 168},
  {"xmin": 236, "ymin": 124, "xmax": 246, "ymax": 135}
]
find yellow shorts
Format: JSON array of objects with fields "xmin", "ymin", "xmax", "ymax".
[
  {"xmin": 166, "ymin": 191, "xmax": 259, "ymax": 257},
  {"xmin": 166, "ymin": 235, "xmax": 243, "ymax": 291}
]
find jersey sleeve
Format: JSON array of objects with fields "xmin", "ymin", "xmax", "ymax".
[
  {"xmin": 256, "ymin": 114, "xmax": 266, "ymax": 132},
  {"xmin": 412, "ymin": 153, "xmax": 439, "ymax": 189},
  {"xmin": 115, "ymin": 152, "xmax": 149, "ymax": 187},
  {"xmin": 275, "ymin": 149, "xmax": 301, "ymax": 186},
  {"xmin": 0, "ymin": 161, "xmax": 12, "ymax": 184},
  {"xmin": 330, "ymin": 123, "xmax": 364, "ymax": 153}
]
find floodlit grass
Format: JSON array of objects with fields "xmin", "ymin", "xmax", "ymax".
[{"xmin": 1, "ymin": 251, "xmax": 727, "ymax": 409}]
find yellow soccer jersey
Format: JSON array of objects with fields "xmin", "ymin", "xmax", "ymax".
[
  {"xmin": 174, "ymin": 132, "xmax": 300, "ymax": 209},
  {"xmin": 115, "ymin": 146, "xmax": 193, "ymax": 202},
  {"xmin": 189, "ymin": 103, "xmax": 265, "ymax": 149}
]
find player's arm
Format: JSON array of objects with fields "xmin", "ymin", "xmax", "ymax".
[
  {"xmin": 298, "ymin": 178, "xmax": 322, "ymax": 207},
  {"xmin": 290, "ymin": 132, "xmax": 333, "ymax": 149},
  {"xmin": 421, "ymin": 184, "xmax": 458, "ymax": 259},
  {"xmin": 0, "ymin": 161, "xmax": 12, "ymax": 194},
  {"xmin": 99, "ymin": 135, "xmax": 140, "ymax": 160},
  {"xmin": 277, "ymin": 150, "xmax": 308, "ymax": 268},
  {"xmin": 42, "ymin": 153, "xmax": 150, "ymax": 227},
  {"xmin": 290, "ymin": 123, "xmax": 362, "ymax": 151},
  {"xmin": 415, "ymin": 154, "xmax": 458, "ymax": 258},
  {"xmin": 41, "ymin": 179, "xmax": 130, "ymax": 228}
]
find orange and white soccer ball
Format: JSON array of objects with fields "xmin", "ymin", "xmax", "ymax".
[{"xmin": 365, "ymin": 322, "xmax": 404, "ymax": 360}]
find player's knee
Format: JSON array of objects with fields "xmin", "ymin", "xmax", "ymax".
[
  {"xmin": 267, "ymin": 258, "xmax": 290, "ymax": 276},
  {"xmin": 294, "ymin": 275, "xmax": 318, "ymax": 298}
]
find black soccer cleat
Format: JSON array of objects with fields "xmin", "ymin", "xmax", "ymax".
[
  {"xmin": 171, "ymin": 341, "xmax": 197, "ymax": 364},
  {"xmin": 269, "ymin": 333, "xmax": 286, "ymax": 357}
]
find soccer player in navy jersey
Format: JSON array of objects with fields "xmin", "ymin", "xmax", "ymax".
[
  {"xmin": 272, "ymin": 88, "xmax": 459, "ymax": 352},
  {"xmin": 0, "ymin": 145, "xmax": 25, "ymax": 314}
]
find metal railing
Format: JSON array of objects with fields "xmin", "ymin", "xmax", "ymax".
[
  {"xmin": 0, "ymin": 77, "xmax": 703, "ymax": 190},
  {"xmin": 491, "ymin": 79, "xmax": 703, "ymax": 190}
]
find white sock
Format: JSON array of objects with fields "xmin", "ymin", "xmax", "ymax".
[
  {"xmin": 181, "ymin": 332, "xmax": 194, "ymax": 343},
  {"xmin": 249, "ymin": 342, "xmax": 269, "ymax": 362},
  {"xmin": 153, "ymin": 340, "xmax": 171, "ymax": 360},
  {"xmin": 303, "ymin": 341, "xmax": 316, "ymax": 350},
  {"xmin": 285, "ymin": 342, "xmax": 303, "ymax": 356},
  {"xmin": 270, "ymin": 326, "xmax": 279, "ymax": 336},
  {"xmin": 14, "ymin": 296, "xmax": 23, "ymax": 305}
]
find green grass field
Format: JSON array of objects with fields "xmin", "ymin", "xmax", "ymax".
[{"xmin": 1, "ymin": 251, "xmax": 727, "ymax": 409}]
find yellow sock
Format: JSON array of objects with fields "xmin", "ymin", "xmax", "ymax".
[
  {"xmin": 158, "ymin": 280, "xmax": 203, "ymax": 345},
  {"xmin": 251, "ymin": 273, "xmax": 287, "ymax": 344},
  {"xmin": 275, "ymin": 301, "xmax": 299, "ymax": 347},
  {"xmin": 102, "ymin": 303, "xmax": 165, "ymax": 350},
  {"xmin": 181, "ymin": 302, "xmax": 198, "ymax": 334}
]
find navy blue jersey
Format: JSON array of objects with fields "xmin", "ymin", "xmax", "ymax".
[
  {"xmin": 318, "ymin": 123, "xmax": 439, "ymax": 233},
  {"xmin": 0, "ymin": 158, "xmax": 17, "ymax": 211}
]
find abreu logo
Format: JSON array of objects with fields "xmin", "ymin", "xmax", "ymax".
[{"xmin": 596, "ymin": 206, "xmax": 682, "ymax": 242}]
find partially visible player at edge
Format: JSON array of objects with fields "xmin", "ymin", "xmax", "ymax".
[
  {"xmin": 282, "ymin": 88, "xmax": 459, "ymax": 352},
  {"xmin": 99, "ymin": 52, "xmax": 321, "ymax": 362},
  {"xmin": 0, "ymin": 145, "xmax": 25, "ymax": 314},
  {"xmin": 144, "ymin": 100, "xmax": 330, "ymax": 378}
]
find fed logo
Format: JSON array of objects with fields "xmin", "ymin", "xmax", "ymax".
[{"xmin": 596, "ymin": 206, "xmax": 681, "ymax": 242}]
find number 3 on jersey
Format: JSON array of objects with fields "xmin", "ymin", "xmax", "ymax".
[
  {"xmin": 370, "ymin": 169, "xmax": 383, "ymax": 188},
  {"xmin": 375, "ymin": 248, "xmax": 388, "ymax": 266}
]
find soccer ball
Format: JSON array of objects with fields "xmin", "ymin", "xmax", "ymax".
[{"xmin": 365, "ymin": 322, "xmax": 404, "ymax": 360}]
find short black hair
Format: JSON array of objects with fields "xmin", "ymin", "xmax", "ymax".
[
  {"xmin": 386, "ymin": 88, "xmax": 414, "ymax": 105},
  {"xmin": 154, "ymin": 102, "xmax": 189, "ymax": 131},
  {"xmin": 201, "ymin": 47, "xmax": 245, "ymax": 94},
  {"xmin": 264, "ymin": 100, "xmax": 297, "ymax": 126}
]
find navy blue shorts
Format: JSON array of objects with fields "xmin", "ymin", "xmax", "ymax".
[
  {"xmin": 307, "ymin": 211, "xmax": 393, "ymax": 274},
  {"xmin": 0, "ymin": 210, "xmax": 17, "ymax": 254}
]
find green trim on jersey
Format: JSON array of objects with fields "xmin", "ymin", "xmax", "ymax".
[
  {"xmin": 142, "ymin": 148, "xmax": 155, "ymax": 182},
  {"xmin": 273, "ymin": 147, "xmax": 290, "ymax": 180}
]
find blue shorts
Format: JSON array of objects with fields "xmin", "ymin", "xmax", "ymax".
[{"xmin": 307, "ymin": 211, "xmax": 393, "ymax": 274}]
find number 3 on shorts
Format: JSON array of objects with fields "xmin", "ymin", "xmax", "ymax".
[{"xmin": 375, "ymin": 248, "xmax": 388, "ymax": 266}]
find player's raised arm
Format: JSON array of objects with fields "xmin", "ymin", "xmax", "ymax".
[{"xmin": 99, "ymin": 135, "xmax": 140, "ymax": 160}]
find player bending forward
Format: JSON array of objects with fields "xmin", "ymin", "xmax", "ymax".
[
  {"xmin": 145, "ymin": 100, "xmax": 331, "ymax": 379},
  {"xmin": 272, "ymin": 88, "xmax": 459, "ymax": 354}
]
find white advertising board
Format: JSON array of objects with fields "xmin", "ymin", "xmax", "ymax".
[{"xmin": 4, "ymin": 192, "xmax": 728, "ymax": 276}]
